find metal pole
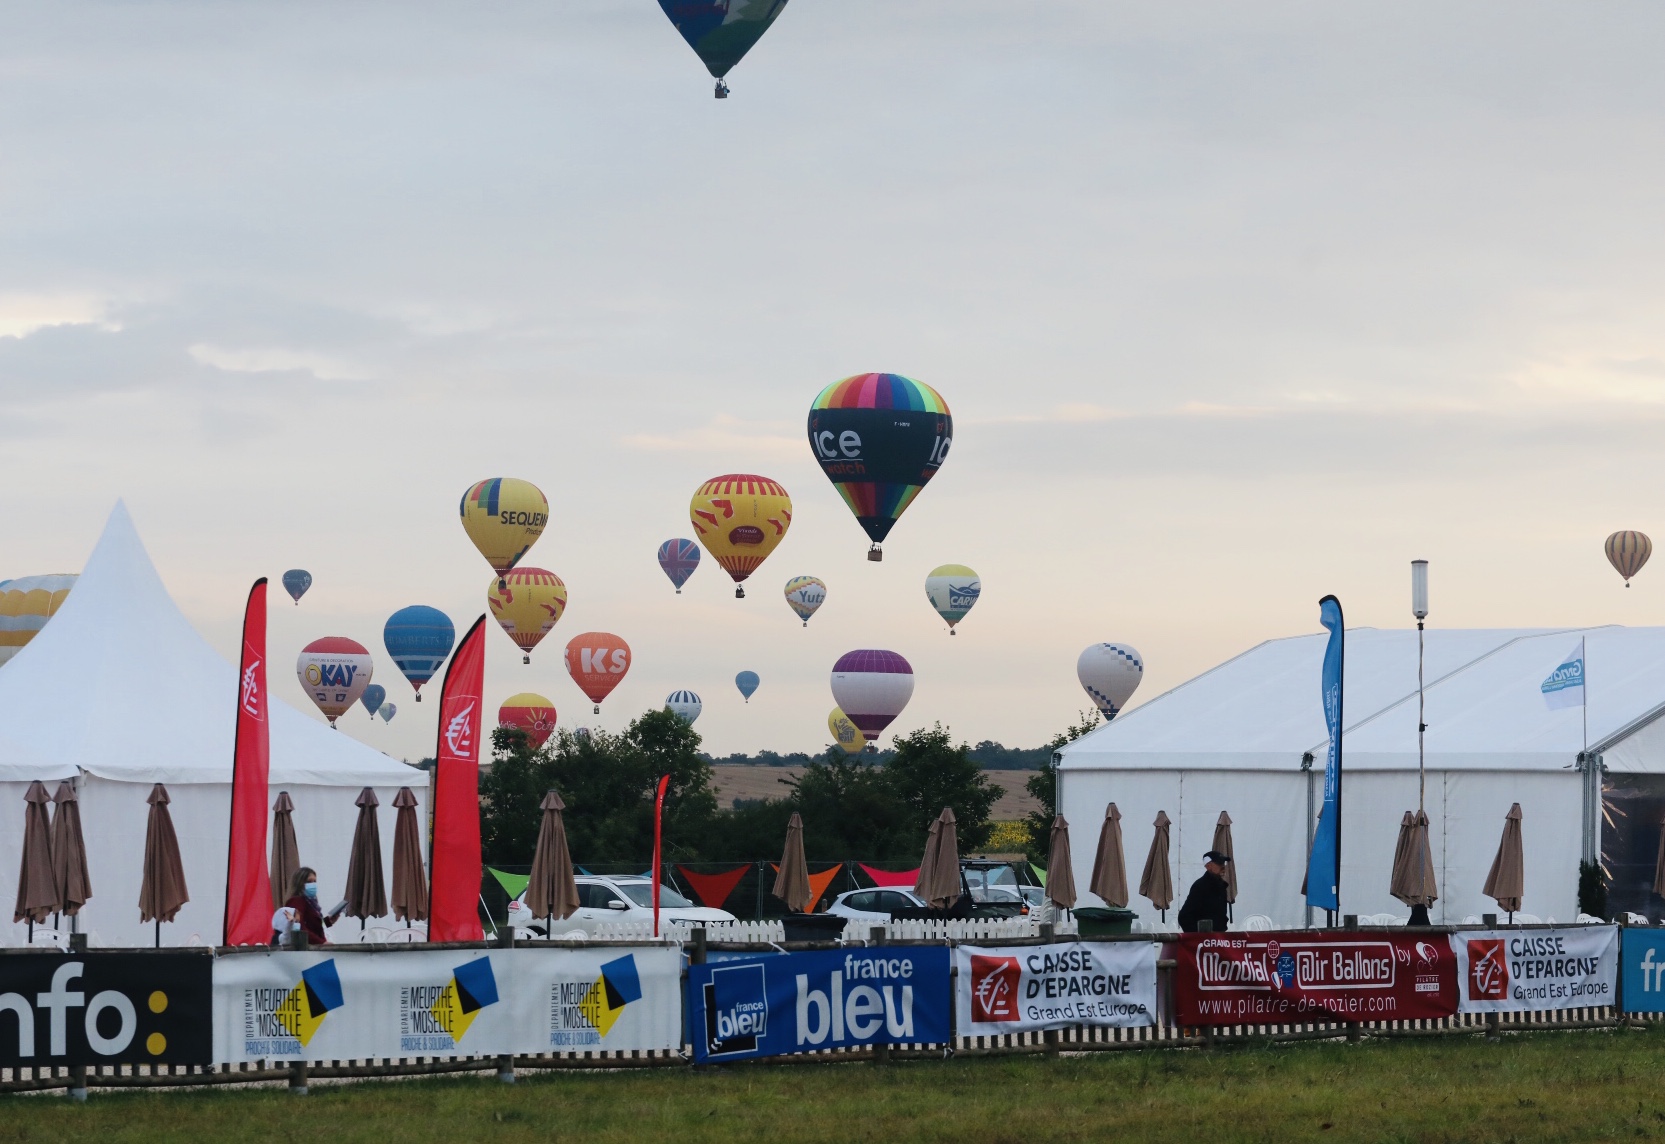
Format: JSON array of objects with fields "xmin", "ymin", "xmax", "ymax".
[{"xmin": 1418, "ymin": 620, "xmax": 1425, "ymax": 815}]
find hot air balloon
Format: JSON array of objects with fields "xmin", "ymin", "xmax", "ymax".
[
  {"xmin": 383, "ymin": 606, "xmax": 456, "ymax": 702},
  {"xmin": 0, "ymin": 573, "xmax": 75, "ymax": 668},
  {"xmin": 689, "ymin": 474, "xmax": 792, "ymax": 598},
  {"xmin": 1077, "ymin": 644, "xmax": 1142, "ymax": 721},
  {"xmin": 657, "ymin": 539, "xmax": 701, "ymax": 594},
  {"xmin": 808, "ymin": 373, "xmax": 951, "ymax": 561},
  {"xmin": 297, "ymin": 637, "xmax": 373, "ymax": 727},
  {"xmin": 500, "ymin": 693, "xmax": 557, "ymax": 749},
  {"xmin": 828, "ymin": 707, "xmax": 863, "ymax": 755},
  {"xmin": 666, "ymin": 690, "xmax": 703, "ymax": 724},
  {"xmin": 1606, "ymin": 531, "xmax": 1652, "ymax": 587},
  {"xmin": 565, "ymin": 632, "xmax": 631, "ymax": 714},
  {"xmin": 281, "ymin": 569, "xmax": 312, "ymax": 605},
  {"xmin": 925, "ymin": 564, "xmax": 980, "ymax": 634},
  {"xmin": 361, "ymin": 683, "xmax": 387, "ymax": 719},
  {"xmin": 378, "ymin": 702, "xmax": 397, "ymax": 723},
  {"xmin": 487, "ymin": 568, "xmax": 568, "ymax": 663},
  {"xmin": 783, "ymin": 575, "xmax": 826, "ymax": 627},
  {"xmin": 459, "ymin": 478, "xmax": 548, "ymax": 585},
  {"xmin": 829, "ymin": 650, "xmax": 914, "ymax": 744},
  {"xmin": 735, "ymin": 670, "xmax": 760, "ymax": 703},
  {"xmin": 656, "ymin": 0, "xmax": 792, "ymax": 99}
]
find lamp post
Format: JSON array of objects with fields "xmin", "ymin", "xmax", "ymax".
[{"xmin": 1411, "ymin": 560, "xmax": 1429, "ymax": 813}]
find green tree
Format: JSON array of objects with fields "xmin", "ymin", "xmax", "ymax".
[
  {"xmin": 883, "ymin": 724, "xmax": 1001, "ymax": 855},
  {"xmin": 1024, "ymin": 710, "xmax": 1101, "ymax": 862}
]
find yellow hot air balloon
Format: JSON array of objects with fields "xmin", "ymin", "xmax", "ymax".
[
  {"xmin": 689, "ymin": 474, "xmax": 792, "ymax": 598},
  {"xmin": 487, "ymin": 568, "xmax": 569, "ymax": 664},
  {"xmin": 828, "ymin": 707, "xmax": 864, "ymax": 755},
  {"xmin": 459, "ymin": 478, "xmax": 548, "ymax": 583},
  {"xmin": 1606, "ymin": 531, "xmax": 1652, "ymax": 587},
  {"xmin": 0, "ymin": 574, "xmax": 75, "ymax": 668}
]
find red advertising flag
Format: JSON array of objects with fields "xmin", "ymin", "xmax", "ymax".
[
  {"xmin": 1175, "ymin": 930, "xmax": 1458, "ymax": 1026},
  {"xmin": 428, "ymin": 615, "xmax": 487, "ymax": 942},
  {"xmin": 223, "ymin": 578, "xmax": 272, "ymax": 945}
]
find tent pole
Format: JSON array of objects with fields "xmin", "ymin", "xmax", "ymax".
[{"xmin": 1417, "ymin": 620, "xmax": 1425, "ymax": 815}]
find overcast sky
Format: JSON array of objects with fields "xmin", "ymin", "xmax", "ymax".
[{"xmin": 5, "ymin": 1, "xmax": 1665, "ymax": 763}]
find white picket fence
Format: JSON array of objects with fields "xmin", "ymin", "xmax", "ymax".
[{"xmin": 558, "ymin": 916, "xmax": 1078, "ymax": 945}]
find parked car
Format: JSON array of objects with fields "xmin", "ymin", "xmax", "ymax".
[
  {"xmin": 826, "ymin": 888, "xmax": 931, "ymax": 925},
  {"xmin": 961, "ymin": 860, "xmax": 1030, "ymax": 916},
  {"xmin": 506, "ymin": 875, "xmax": 735, "ymax": 936}
]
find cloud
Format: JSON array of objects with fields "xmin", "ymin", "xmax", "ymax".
[
  {"xmin": 187, "ymin": 343, "xmax": 372, "ymax": 381},
  {"xmin": 0, "ymin": 293, "xmax": 118, "ymax": 339}
]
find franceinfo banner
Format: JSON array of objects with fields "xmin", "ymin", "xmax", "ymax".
[
  {"xmin": 1448, "ymin": 927, "xmax": 1617, "ymax": 1014},
  {"xmin": 1621, "ymin": 929, "xmax": 1665, "ymax": 1013},
  {"xmin": 213, "ymin": 947, "xmax": 681, "ymax": 1062},
  {"xmin": 687, "ymin": 947, "xmax": 951, "ymax": 1064},
  {"xmin": 954, "ymin": 942, "xmax": 1157, "ymax": 1035}
]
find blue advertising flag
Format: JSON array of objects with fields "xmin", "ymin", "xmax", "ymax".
[{"xmin": 1306, "ymin": 596, "xmax": 1345, "ymax": 913}]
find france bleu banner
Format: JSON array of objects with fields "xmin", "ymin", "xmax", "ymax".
[
  {"xmin": 1540, "ymin": 639, "xmax": 1586, "ymax": 711},
  {"xmin": 1306, "ymin": 596, "xmax": 1345, "ymax": 912}
]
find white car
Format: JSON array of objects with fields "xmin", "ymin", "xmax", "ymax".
[
  {"xmin": 506, "ymin": 875, "xmax": 736, "ymax": 936},
  {"xmin": 825, "ymin": 887, "xmax": 931, "ymax": 925}
]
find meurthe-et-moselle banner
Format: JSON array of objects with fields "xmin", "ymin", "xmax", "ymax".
[{"xmin": 0, "ymin": 953, "xmax": 212, "ymax": 1067}]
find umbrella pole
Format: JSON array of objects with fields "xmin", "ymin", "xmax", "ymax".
[
  {"xmin": 154, "ymin": 920, "xmax": 160, "ymax": 949},
  {"xmin": 1418, "ymin": 618, "xmax": 1426, "ymax": 815}
]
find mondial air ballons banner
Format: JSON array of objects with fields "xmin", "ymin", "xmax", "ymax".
[
  {"xmin": 1448, "ymin": 927, "xmax": 1617, "ymax": 1014},
  {"xmin": 954, "ymin": 942, "xmax": 1157, "ymax": 1034},
  {"xmin": 213, "ymin": 948, "xmax": 680, "ymax": 1062}
]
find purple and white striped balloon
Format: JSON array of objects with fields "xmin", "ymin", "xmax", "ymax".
[{"xmin": 830, "ymin": 649, "xmax": 915, "ymax": 743}]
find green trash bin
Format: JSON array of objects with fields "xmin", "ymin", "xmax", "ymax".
[{"xmin": 1073, "ymin": 907, "xmax": 1136, "ymax": 936}]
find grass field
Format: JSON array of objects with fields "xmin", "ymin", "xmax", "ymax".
[{"xmin": 12, "ymin": 1028, "xmax": 1665, "ymax": 1143}]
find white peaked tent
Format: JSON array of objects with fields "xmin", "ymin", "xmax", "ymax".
[
  {"xmin": 0, "ymin": 502, "xmax": 427, "ymax": 947},
  {"xmin": 1058, "ymin": 626, "xmax": 1665, "ymax": 927}
]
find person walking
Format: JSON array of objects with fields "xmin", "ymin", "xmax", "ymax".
[
  {"xmin": 273, "ymin": 866, "xmax": 341, "ymax": 947},
  {"xmin": 1177, "ymin": 851, "xmax": 1231, "ymax": 933}
]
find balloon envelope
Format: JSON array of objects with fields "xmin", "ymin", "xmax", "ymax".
[
  {"xmin": 924, "ymin": 564, "xmax": 980, "ymax": 631},
  {"xmin": 657, "ymin": 539, "xmax": 701, "ymax": 593},
  {"xmin": 783, "ymin": 575, "xmax": 826, "ymax": 627},
  {"xmin": 829, "ymin": 649, "xmax": 915, "ymax": 742},
  {"xmin": 666, "ymin": 690, "xmax": 702, "ymax": 724},
  {"xmin": 656, "ymin": 0, "xmax": 790, "ymax": 80},
  {"xmin": 378, "ymin": 702, "xmax": 397, "ymax": 723},
  {"xmin": 808, "ymin": 373, "xmax": 951, "ymax": 552},
  {"xmin": 281, "ymin": 569, "xmax": 312, "ymax": 604},
  {"xmin": 735, "ymin": 670, "xmax": 760, "ymax": 702},
  {"xmin": 459, "ymin": 477, "xmax": 548, "ymax": 577},
  {"xmin": 0, "ymin": 573, "xmax": 75, "ymax": 668},
  {"xmin": 564, "ymin": 632, "xmax": 632, "ymax": 712},
  {"xmin": 361, "ymin": 683, "xmax": 387, "ymax": 718},
  {"xmin": 828, "ymin": 707, "xmax": 863, "ymax": 755},
  {"xmin": 384, "ymin": 606, "xmax": 456, "ymax": 697},
  {"xmin": 487, "ymin": 567, "xmax": 568, "ymax": 661},
  {"xmin": 297, "ymin": 636, "xmax": 373, "ymax": 725},
  {"xmin": 499, "ymin": 692, "xmax": 557, "ymax": 748},
  {"xmin": 1077, "ymin": 644, "xmax": 1143, "ymax": 720},
  {"xmin": 1606, "ymin": 531, "xmax": 1652, "ymax": 586},
  {"xmin": 689, "ymin": 474, "xmax": 792, "ymax": 592}
]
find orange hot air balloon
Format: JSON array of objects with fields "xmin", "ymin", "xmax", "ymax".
[
  {"xmin": 689, "ymin": 473, "xmax": 792, "ymax": 598},
  {"xmin": 499, "ymin": 692, "xmax": 557, "ymax": 749},
  {"xmin": 564, "ymin": 631, "xmax": 631, "ymax": 714}
]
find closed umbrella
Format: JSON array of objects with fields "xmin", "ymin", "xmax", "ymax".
[
  {"xmin": 343, "ymin": 787, "xmax": 387, "ymax": 926},
  {"xmin": 390, "ymin": 787, "xmax": 428, "ymax": 924},
  {"xmin": 269, "ymin": 791, "xmax": 299, "ymax": 909},
  {"xmin": 526, "ymin": 791, "xmax": 579, "ymax": 927},
  {"xmin": 14, "ymin": 780, "xmax": 57, "ymax": 935},
  {"xmin": 1390, "ymin": 810, "xmax": 1438, "ymax": 911},
  {"xmin": 913, "ymin": 817, "xmax": 942, "ymax": 905},
  {"xmin": 773, "ymin": 812, "xmax": 812, "ymax": 913},
  {"xmin": 138, "ymin": 783, "xmax": 188, "ymax": 946},
  {"xmin": 915, "ymin": 808, "xmax": 961, "ymax": 910},
  {"xmin": 1089, "ymin": 802, "xmax": 1129, "ymax": 908},
  {"xmin": 1211, "ymin": 811, "xmax": 1237, "ymax": 921},
  {"xmin": 1482, "ymin": 803, "xmax": 1525, "ymax": 921},
  {"xmin": 1139, "ymin": 810, "xmax": 1173, "ymax": 921},
  {"xmin": 1044, "ymin": 815, "xmax": 1076, "ymax": 912},
  {"xmin": 50, "ymin": 781, "xmax": 91, "ymax": 920}
]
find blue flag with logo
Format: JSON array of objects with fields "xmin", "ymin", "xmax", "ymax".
[
  {"xmin": 1540, "ymin": 639, "xmax": 1586, "ymax": 711},
  {"xmin": 1306, "ymin": 596, "xmax": 1345, "ymax": 912}
]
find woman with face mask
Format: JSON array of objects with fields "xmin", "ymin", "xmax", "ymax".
[{"xmin": 279, "ymin": 866, "xmax": 341, "ymax": 947}]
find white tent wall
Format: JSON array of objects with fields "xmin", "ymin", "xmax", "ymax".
[
  {"xmin": 1439, "ymin": 771, "xmax": 1579, "ymax": 923},
  {"xmin": 1601, "ymin": 711, "xmax": 1665, "ymax": 773}
]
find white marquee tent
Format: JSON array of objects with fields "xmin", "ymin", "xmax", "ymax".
[
  {"xmin": 0, "ymin": 502, "xmax": 427, "ymax": 947},
  {"xmin": 1058, "ymin": 626, "xmax": 1665, "ymax": 927}
]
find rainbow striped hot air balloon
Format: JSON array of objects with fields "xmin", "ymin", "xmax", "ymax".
[
  {"xmin": 808, "ymin": 373, "xmax": 951, "ymax": 561},
  {"xmin": 829, "ymin": 649, "xmax": 915, "ymax": 744}
]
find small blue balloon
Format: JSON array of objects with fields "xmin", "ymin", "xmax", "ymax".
[
  {"xmin": 735, "ymin": 670, "xmax": 760, "ymax": 703},
  {"xmin": 378, "ymin": 702, "xmax": 397, "ymax": 723},
  {"xmin": 281, "ymin": 569, "xmax": 312, "ymax": 604},
  {"xmin": 361, "ymin": 683, "xmax": 387, "ymax": 718}
]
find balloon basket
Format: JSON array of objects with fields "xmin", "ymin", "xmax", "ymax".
[
  {"xmin": 735, "ymin": 586, "xmax": 745, "ymax": 599},
  {"xmin": 950, "ymin": 629, "xmax": 956, "ymax": 636},
  {"xmin": 415, "ymin": 694, "xmax": 422, "ymax": 702},
  {"xmin": 523, "ymin": 655, "xmax": 530, "ymax": 664},
  {"xmin": 802, "ymin": 621, "xmax": 808, "ymax": 628},
  {"xmin": 675, "ymin": 588, "xmax": 682, "ymax": 595},
  {"xmin": 867, "ymin": 545, "xmax": 883, "ymax": 562},
  {"xmin": 715, "ymin": 79, "xmax": 729, "ymax": 98},
  {"xmin": 593, "ymin": 705, "xmax": 600, "ymax": 714}
]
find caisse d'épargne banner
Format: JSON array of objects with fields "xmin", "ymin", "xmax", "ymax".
[
  {"xmin": 212, "ymin": 947, "xmax": 681, "ymax": 1062},
  {"xmin": 1175, "ymin": 931, "xmax": 1458, "ymax": 1026},
  {"xmin": 687, "ymin": 947, "xmax": 951, "ymax": 1064},
  {"xmin": 0, "ymin": 952, "xmax": 211, "ymax": 1067},
  {"xmin": 954, "ymin": 942, "xmax": 1156, "ymax": 1034},
  {"xmin": 1449, "ymin": 927, "xmax": 1617, "ymax": 1014}
]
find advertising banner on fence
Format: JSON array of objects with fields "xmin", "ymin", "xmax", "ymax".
[
  {"xmin": 213, "ymin": 947, "xmax": 680, "ymax": 1062},
  {"xmin": 1621, "ymin": 929, "xmax": 1665, "ymax": 1013},
  {"xmin": 1449, "ymin": 926, "xmax": 1616, "ymax": 1013},
  {"xmin": 687, "ymin": 947, "xmax": 951, "ymax": 1064},
  {"xmin": 954, "ymin": 942, "xmax": 1156, "ymax": 1034},
  {"xmin": 0, "ymin": 953, "xmax": 211, "ymax": 1067},
  {"xmin": 1175, "ymin": 931, "xmax": 1458, "ymax": 1025}
]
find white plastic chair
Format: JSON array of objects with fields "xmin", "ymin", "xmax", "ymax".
[
  {"xmin": 1512, "ymin": 913, "xmax": 1543, "ymax": 925},
  {"xmin": 29, "ymin": 930, "xmax": 67, "ymax": 949},
  {"xmin": 1242, "ymin": 914, "xmax": 1274, "ymax": 932},
  {"xmin": 1626, "ymin": 912, "xmax": 1650, "ymax": 926},
  {"xmin": 1575, "ymin": 913, "xmax": 1605, "ymax": 924}
]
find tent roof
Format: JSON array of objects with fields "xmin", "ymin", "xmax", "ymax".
[
  {"xmin": 0, "ymin": 502, "xmax": 419, "ymax": 787},
  {"xmin": 1058, "ymin": 625, "xmax": 1665, "ymax": 773}
]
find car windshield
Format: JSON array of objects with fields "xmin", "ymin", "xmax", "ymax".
[
  {"xmin": 615, "ymin": 882, "xmax": 693, "ymax": 909},
  {"xmin": 963, "ymin": 865, "xmax": 1017, "ymax": 890}
]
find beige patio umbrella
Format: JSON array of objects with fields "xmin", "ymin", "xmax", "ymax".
[
  {"xmin": 1653, "ymin": 812, "xmax": 1665, "ymax": 900},
  {"xmin": 773, "ymin": 811, "xmax": 812, "ymax": 913},
  {"xmin": 1482, "ymin": 803, "xmax": 1525, "ymax": 921},
  {"xmin": 525, "ymin": 791, "xmax": 579, "ymax": 926},
  {"xmin": 138, "ymin": 783, "xmax": 188, "ymax": 946},
  {"xmin": 390, "ymin": 788, "xmax": 429, "ymax": 924},
  {"xmin": 50, "ymin": 781, "xmax": 91, "ymax": 919},
  {"xmin": 915, "ymin": 808, "xmax": 962, "ymax": 909},
  {"xmin": 1139, "ymin": 810, "xmax": 1173, "ymax": 921},
  {"xmin": 343, "ymin": 788, "xmax": 387, "ymax": 926},
  {"xmin": 1044, "ymin": 815, "xmax": 1077, "ymax": 911},
  {"xmin": 1211, "ymin": 811, "xmax": 1238, "ymax": 920},
  {"xmin": 1390, "ymin": 810, "xmax": 1438, "ymax": 910},
  {"xmin": 1089, "ymin": 803, "xmax": 1129, "ymax": 908},
  {"xmin": 14, "ymin": 780, "xmax": 57, "ymax": 932},
  {"xmin": 269, "ymin": 791, "xmax": 300, "ymax": 908}
]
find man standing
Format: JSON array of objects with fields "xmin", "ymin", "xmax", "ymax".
[{"xmin": 1177, "ymin": 851, "xmax": 1231, "ymax": 933}]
